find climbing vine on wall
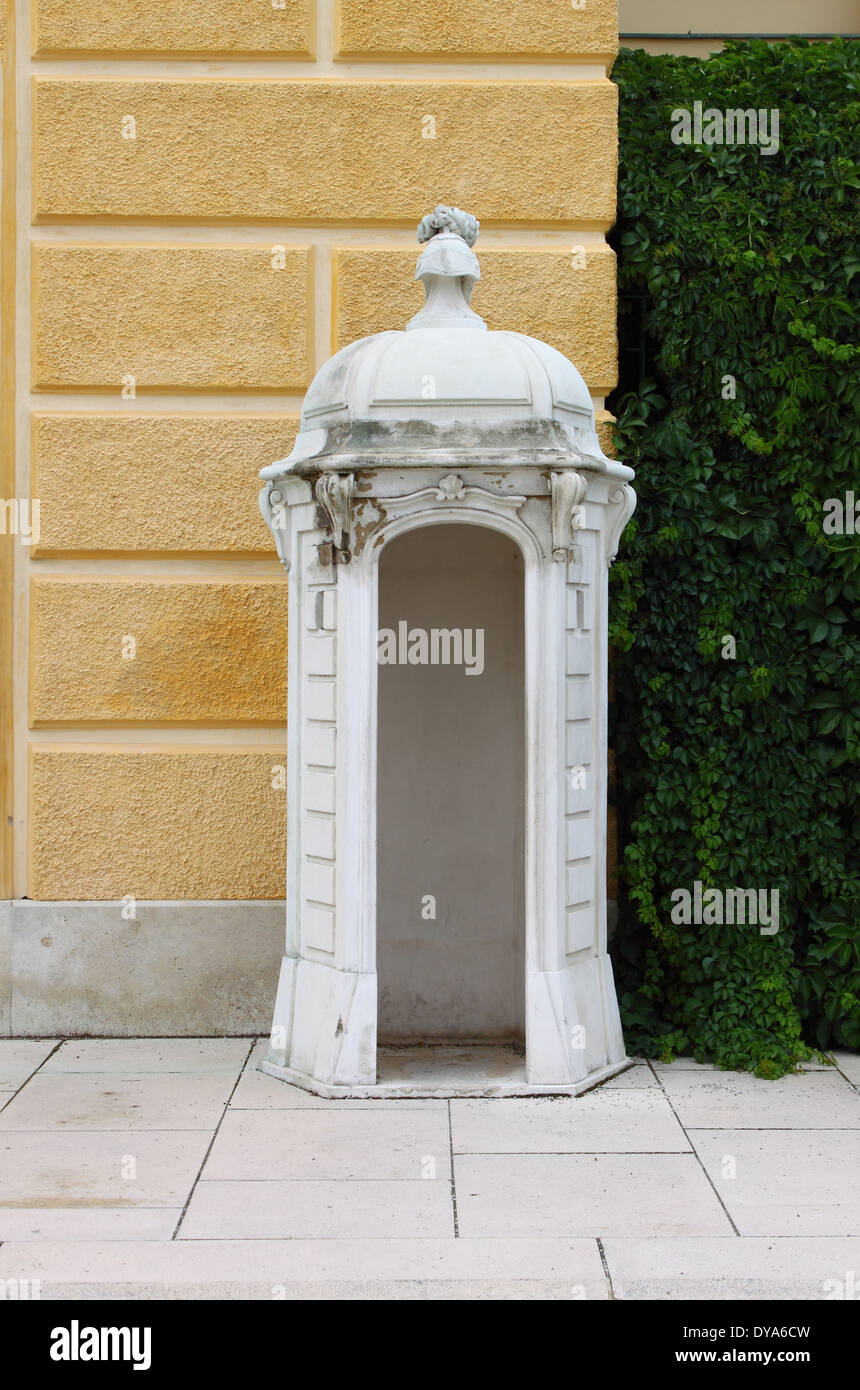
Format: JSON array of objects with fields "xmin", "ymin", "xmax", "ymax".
[{"xmin": 609, "ymin": 39, "xmax": 859, "ymax": 1076}]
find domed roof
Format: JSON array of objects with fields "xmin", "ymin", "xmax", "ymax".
[{"xmin": 263, "ymin": 205, "xmax": 614, "ymax": 478}]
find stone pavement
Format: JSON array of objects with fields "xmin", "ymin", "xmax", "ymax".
[{"xmin": 0, "ymin": 1039, "xmax": 857, "ymax": 1300}]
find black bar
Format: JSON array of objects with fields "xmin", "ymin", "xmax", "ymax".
[{"xmin": 6, "ymin": 1298, "xmax": 857, "ymax": 1375}]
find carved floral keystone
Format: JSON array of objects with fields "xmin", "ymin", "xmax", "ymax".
[{"xmin": 435, "ymin": 473, "xmax": 467, "ymax": 500}]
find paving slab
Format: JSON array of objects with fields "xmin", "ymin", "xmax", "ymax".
[
  {"xmin": 244, "ymin": 1038, "xmax": 270, "ymax": 1067},
  {"xmin": 231, "ymin": 1066, "xmax": 447, "ymax": 1111},
  {"xmin": 0, "ymin": 1130, "xmax": 211, "ymax": 1207},
  {"xmin": 1, "ymin": 1041, "xmax": 857, "ymax": 1298},
  {"xmin": 202, "ymin": 1108, "xmax": 453, "ymax": 1182},
  {"xmin": 602, "ymin": 1236, "xmax": 860, "ymax": 1300},
  {"xmin": 834, "ymin": 1052, "xmax": 860, "ymax": 1087},
  {"xmin": 0, "ymin": 1071, "xmax": 237, "ymax": 1131},
  {"xmin": 41, "ymin": 1038, "xmax": 252, "ymax": 1074},
  {"xmin": 599, "ymin": 1065, "xmax": 658, "ymax": 1089},
  {"xmin": 659, "ymin": 1069, "xmax": 860, "ymax": 1129},
  {"xmin": 0, "ymin": 1207, "xmax": 181, "ymax": 1242},
  {"xmin": 450, "ymin": 1092, "xmax": 689, "ymax": 1154},
  {"xmin": 0, "ymin": 1039, "xmax": 60, "ymax": 1089},
  {"xmin": 691, "ymin": 1129, "xmax": 860, "ymax": 1236},
  {"xmin": 454, "ymin": 1153, "xmax": 734, "ymax": 1237},
  {"xmin": 0, "ymin": 1237, "xmax": 608, "ymax": 1300},
  {"xmin": 179, "ymin": 1179, "xmax": 454, "ymax": 1239}
]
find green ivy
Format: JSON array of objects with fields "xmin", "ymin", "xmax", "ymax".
[{"xmin": 609, "ymin": 39, "xmax": 859, "ymax": 1077}]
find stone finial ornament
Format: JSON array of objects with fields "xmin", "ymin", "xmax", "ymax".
[
  {"xmin": 417, "ymin": 204, "xmax": 480, "ymax": 247},
  {"xmin": 410, "ymin": 203, "xmax": 483, "ymax": 327}
]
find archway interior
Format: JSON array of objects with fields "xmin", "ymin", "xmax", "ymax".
[{"xmin": 376, "ymin": 523, "xmax": 526, "ymax": 1048}]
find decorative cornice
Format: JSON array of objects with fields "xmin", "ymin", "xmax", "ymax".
[{"xmin": 382, "ymin": 474, "xmax": 527, "ymax": 518}]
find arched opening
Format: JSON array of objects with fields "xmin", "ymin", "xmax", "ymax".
[{"xmin": 376, "ymin": 523, "xmax": 526, "ymax": 1072}]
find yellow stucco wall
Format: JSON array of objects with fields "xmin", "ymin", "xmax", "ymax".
[
  {"xmin": 336, "ymin": 0, "xmax": 618, "ymax": 59},
  {"xmin": 32, "ymin": 0, "xmax": 315, "ymax": 55},
  {"xmin": 30, "ymin": 578, "xmax": 288, "ymax": 724},
  {"xmin": 8, "ymin": 0, "xmax": 620, "ymax": 900},
  {"xmin": 32, "ymin": 245, "xmax": 314, "ymax": 391},
  {"xmin": 29, "ymin": 748, "xmax": 287, "ymax": 900},
  {"xmin": 31, "ymin": 414, "xmax": 300, "ymax": 554}
]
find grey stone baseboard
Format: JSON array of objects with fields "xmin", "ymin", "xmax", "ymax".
[{"xmin": 0, "ymin": 900, "xmax": 283, "ymax": 1037}]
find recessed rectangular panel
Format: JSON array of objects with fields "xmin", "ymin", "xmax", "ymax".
[
  {"xmin": 302, "ymin": 904, "xmax": 335, "ymax": 955},
  {"xmin": 303, "ymin": 769, "xmax": 335, "ymax": 815},
  {"xmin": 303, "ymin": 815, "xmax": 335, "ymax": 861},
  {"xmin": 304, "ymin": 862, "xmax": 335, "ymax": 907},
  {"xmin": 566, "ymin": 816, "xmax": 593, "ymax": 862},
  {"xmin": 566, "ymin": 863, "xmax": 592, "ymax": 908},
  {"xmin": 566, "ymin": 633, "xmax": 592, "ymax": 676},
  {"xmin": 565, "ymin": 767, "xmax": 593, "ymax": 815},
  {"xmin": 303, "ymin": 679, "xmax": 336, "ymax": 722},
  {"xmin": 304, "ymin": 724, "xmax": 336, "ymax": 768},
  {"xmin": 566, "ymin": 905, "xmax": 596, "ymax": 956},
  {"xmin": 566, "ymin": 678, "xmax": 592, "ymax": 720},
  {"xmin": 305, "ymin": 636, "xmax": 336, "ymax": 676},
  {"xmin": 566, "ymin": 721, "xmax": 592, "ymax": 768}
]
